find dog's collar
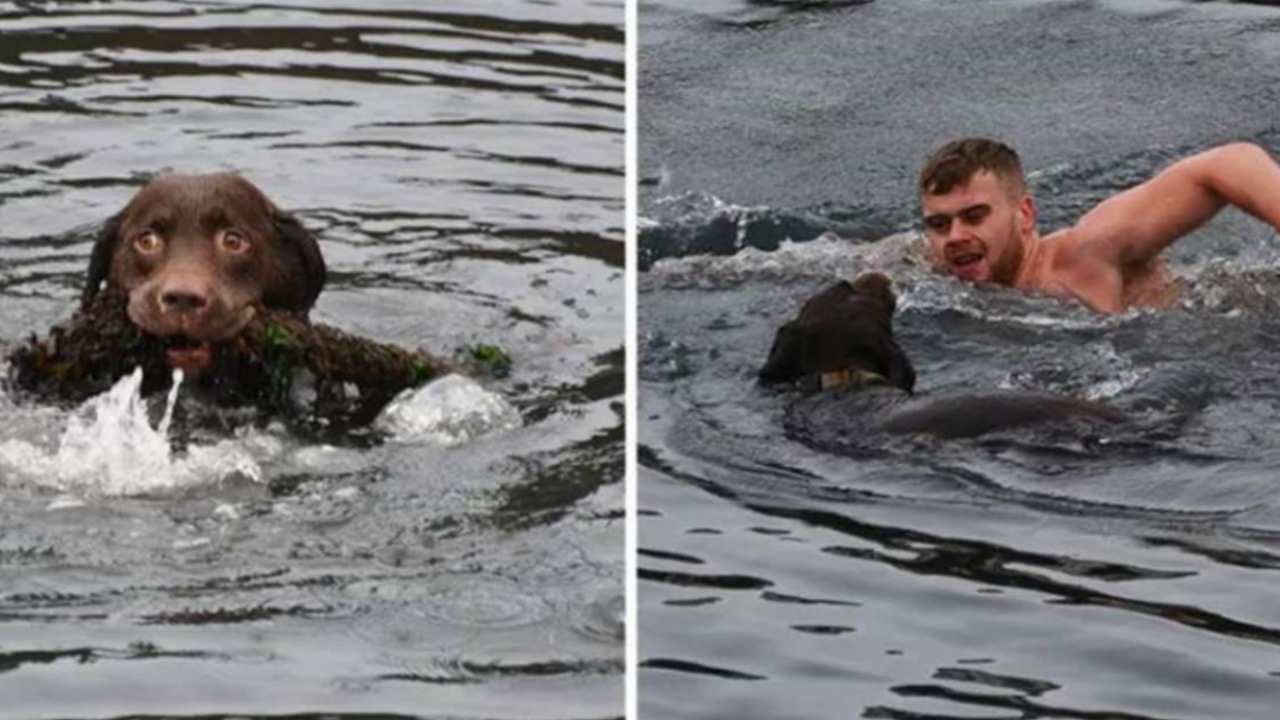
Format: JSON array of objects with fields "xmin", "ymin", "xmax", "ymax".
[
  {"xmin": 821, "ymin": 368, "xmax": 888, "ymax": 390},
  {"xmin": 796, "ymin": 367, "xmax": 888, "ymax": 393}
]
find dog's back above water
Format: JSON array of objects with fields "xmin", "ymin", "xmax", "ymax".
[{"xmin": 758, "ymin": 272, "xmax": 1126, "ymax": 449}]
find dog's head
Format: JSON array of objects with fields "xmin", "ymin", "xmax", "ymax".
[
  {"xmin": 81, "ymin": 173, "xmax": 326, "ymax": 379},
  {"xmin": 758, "ymin": 272, "xmax": 916, "ymax": 393}
]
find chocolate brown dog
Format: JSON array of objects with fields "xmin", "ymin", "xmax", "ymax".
[
  {"xmin": 759, "ymin": 272, "xmax": 915, "ymax": 393},
  {"xmin": 760, "ymin": 273, "xmax": 1124, "ymax": 444},
  {"xmin": 81, "ymin": 173, "xmax": 325, "ymax": 380}
]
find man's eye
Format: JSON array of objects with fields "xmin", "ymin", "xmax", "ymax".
[{"xmin": 925, "ymin": 218, "xmax": 949, "ymax": 233}]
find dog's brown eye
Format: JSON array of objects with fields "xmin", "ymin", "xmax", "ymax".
[
  {"xmin": 133, "ymin": 230, "xmax": 162, "ymax": 254},
  {"xmin": 220, "ymin": 230, "xmax": 250, "ymax": 254}
]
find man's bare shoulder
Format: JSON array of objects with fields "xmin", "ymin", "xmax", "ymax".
[
  {"xmin": 1038, "ymin": 226, "xmax": 1178, "ymax": 310},
  {"xmin": 1029, "ymin": 226, "xmax": 1119, "ymax": 287},
  {"xmin": 1039, "ymin": 226, "xmax": 1098, "ymax": 272},
  {"xmin": 1042, "ymin": 224, "xmax": 1161, "ymax": 273}
]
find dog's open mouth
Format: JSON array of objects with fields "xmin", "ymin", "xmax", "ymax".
[{"xmin": 162, "ymin": 334, "xmax": 214, "ymax": 379}]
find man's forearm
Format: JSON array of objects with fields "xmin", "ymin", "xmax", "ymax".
[{"xmin": 1192, "ymin": 142, "xmax": 1280, "ymax": 233}]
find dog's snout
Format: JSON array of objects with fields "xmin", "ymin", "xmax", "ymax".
[{"xmin": 160, "ymin": 285, "xmax": 210, "ymax": 314}]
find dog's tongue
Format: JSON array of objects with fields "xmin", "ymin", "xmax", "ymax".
[{"xmin": 165, "ymin": 342, "xmax": 212, "ymax": 379}]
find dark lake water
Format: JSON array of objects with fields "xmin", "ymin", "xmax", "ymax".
[
  {"xmin": 639, "ymin": 1, "xmax": 1280, "ymax": 718},
  {"xmin": 0, "ymin": 2, "xmax": 623, "ymax": 718}
]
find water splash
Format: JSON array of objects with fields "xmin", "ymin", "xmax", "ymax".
[
  {"xmin": 375, "ymin": 374, "xmax": 522, "ymax": 446},
  {"xmin": 0, "ymin": 368, "xmax": 263, "ymax": 497},
  {"xmin": 0, "ymin": 371, "xmax": 521, "ymax": 497}
]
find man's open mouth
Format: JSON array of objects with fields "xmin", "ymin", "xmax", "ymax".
[
  {"xmin": 162, "ymin": 334, "xmax": 213, "ymax": 378},
  {"xmin": 950, "ymin": 251, "xmax": 983, "ymax": 267}
]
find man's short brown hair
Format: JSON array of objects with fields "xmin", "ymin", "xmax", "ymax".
[{"xmin": 920, "ymin": 138, "xmax": 1025, "ymax": 197}]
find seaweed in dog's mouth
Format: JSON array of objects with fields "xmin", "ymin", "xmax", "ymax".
[{"xmin": 161, "ymin": 335, "xmax": 214, "ymax": 378}]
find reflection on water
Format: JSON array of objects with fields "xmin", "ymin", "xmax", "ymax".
[{"xmin": 0, "ymin": 1, "xmax": 623, "ymax": 718}]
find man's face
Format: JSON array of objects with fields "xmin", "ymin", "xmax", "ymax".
[{"xmin": 920, "ymin": 169, "xmax": 1031, "ymax": 285}]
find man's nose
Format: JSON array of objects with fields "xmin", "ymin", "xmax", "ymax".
[{"xmin": 947, "ymin": 220, "xmax": 971, "ymax": 242}]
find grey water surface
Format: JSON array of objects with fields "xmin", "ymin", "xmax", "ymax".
[
  {"xmin": 640, "ymin": 1, "xmax": 1280, "ymax": 718},
  {"xmin": 0, "ymin": 1, "xmax": 624, "ymax": 718}
]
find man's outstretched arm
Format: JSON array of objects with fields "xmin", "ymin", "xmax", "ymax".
[{"xmin": 1066, "ymin": 142, "xmax": 1280, "ymax": 268}]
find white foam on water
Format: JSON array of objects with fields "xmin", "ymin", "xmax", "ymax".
[
  {"xmin": 0, "ymin": 368, "xmax": 267, "ymax": 497},
  {"xmin": 645, "ymin": 234, "xmax": 874, "ymax": 290},
  {"xmin": 0, "ymin": 370, "xmax": 521, "ymax": 497},
  {"xmin": 374, "ymin": 373, "xmax": 522, "ymax": 446}
]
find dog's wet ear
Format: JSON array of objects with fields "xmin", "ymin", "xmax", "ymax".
[
  {"xmin": 850, "ymin": 272, "xmax": 896, "ymax": 312},
  {"xmin": 267, "ymin": 211, "xmax": 327, "ymax": 315},
  {"xmin": 759, "ymin": 322, "xmax": 803, "ymax": 384},
  {"xmin": 886, "ymin": 340, "xmax": 916, "ymax": 393},
  {"xmin": 81, "ymin": 213, "xmax": 123, "ymax": 309}
]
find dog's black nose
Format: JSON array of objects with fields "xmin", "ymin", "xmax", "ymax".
[{"xmin": 160, "ymin": 288, "xmax": 209, "ymax": 314}]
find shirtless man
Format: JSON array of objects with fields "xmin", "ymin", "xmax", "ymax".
[{"xmin": 919, "ymin": 138, "xmax": 1280, "ymax": 313}]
